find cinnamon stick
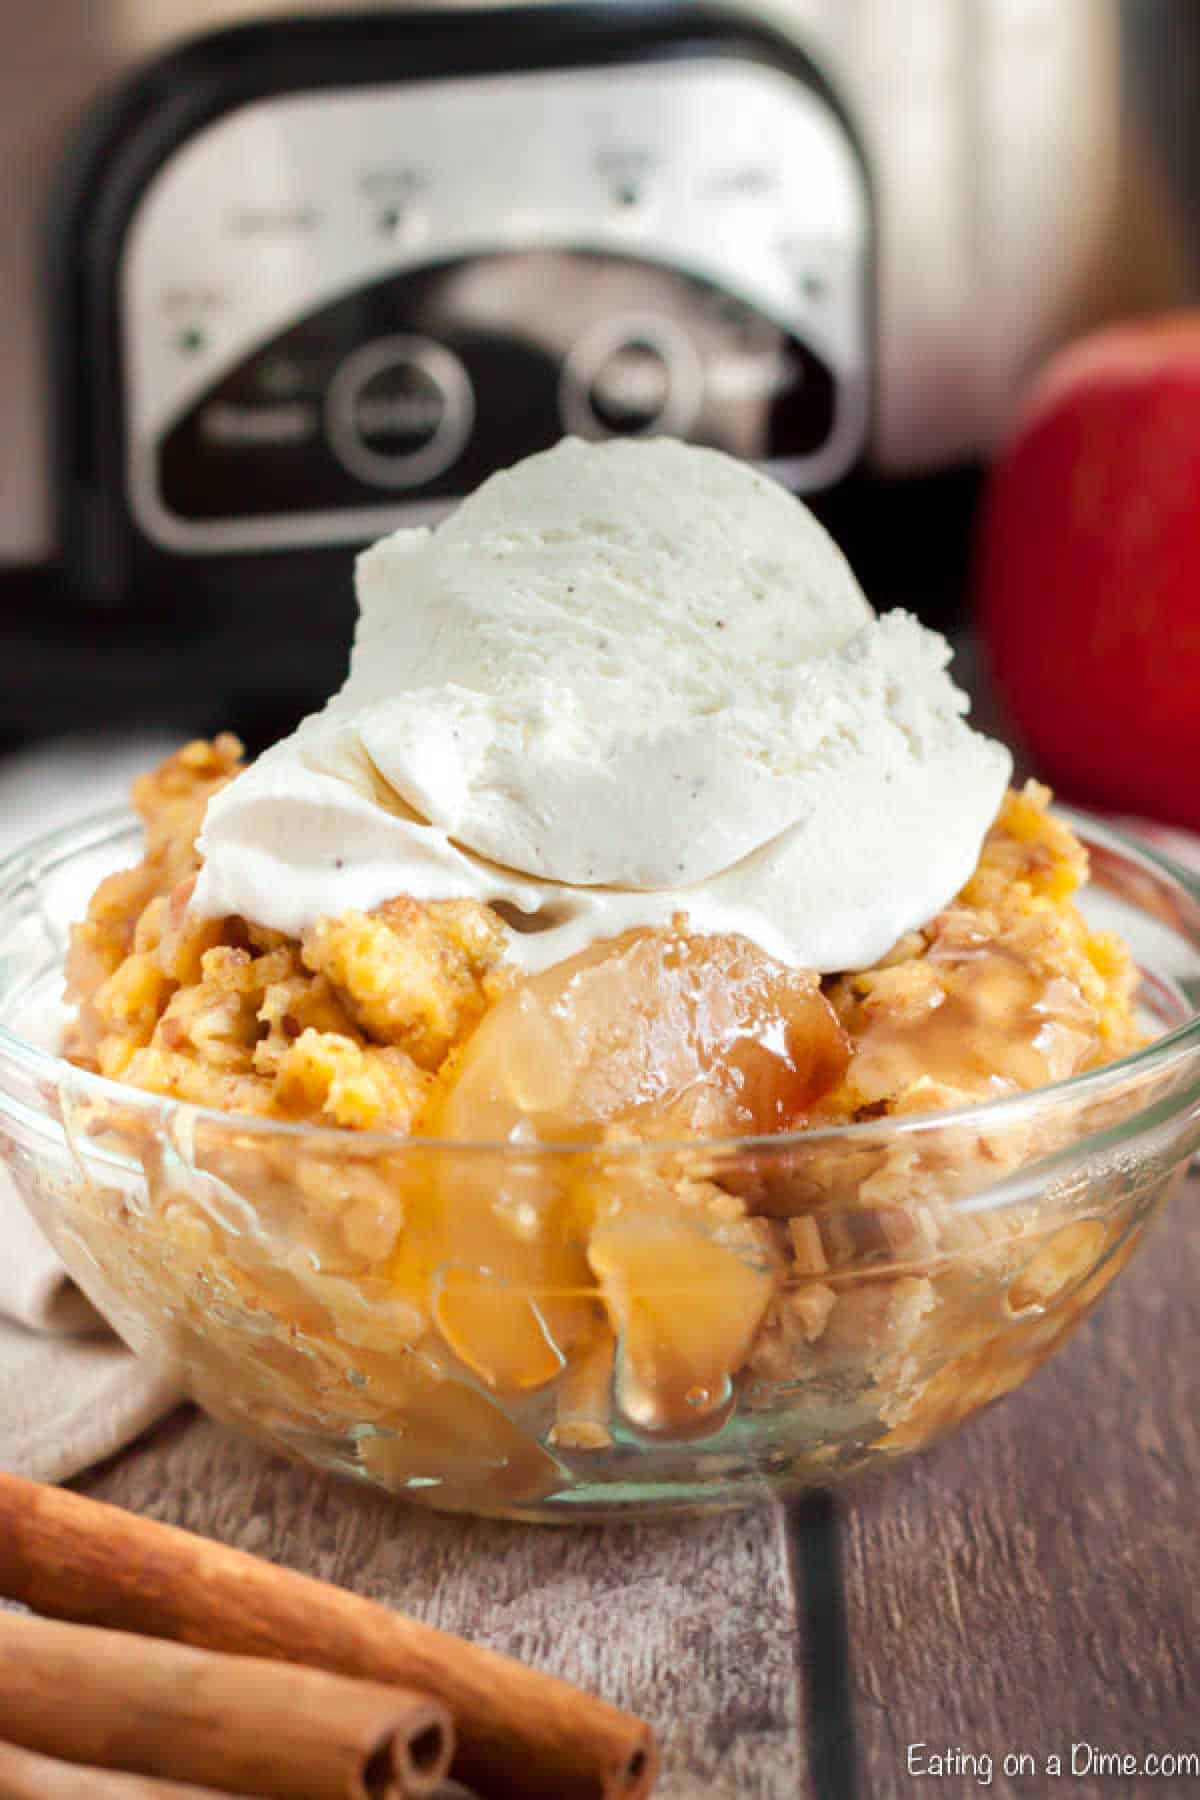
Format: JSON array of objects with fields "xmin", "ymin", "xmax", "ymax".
[
  {"xmin": 0, "ymin": 1610, "xmax": 448, "ymax": 1800},
  {"xmin": 0, "ymin": 1474, "xmax": 657, "ymax": 1800},
  {"xmin": 0, "ymin": 1737, "xmax": 246, "ymax": 1799}
]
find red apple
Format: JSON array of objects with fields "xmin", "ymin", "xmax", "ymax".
[{"xmin": 974, "ymin": 315, "xmax": 1200, "ymax": 829}]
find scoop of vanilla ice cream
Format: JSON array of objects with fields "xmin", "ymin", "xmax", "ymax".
[
  {"xmin": 336, "ymin": 436, "xmax": 872, "ymax": 887},
  {"xmin": 193, "ymin": 437, "xmax": 1012, "ymax": 972}
]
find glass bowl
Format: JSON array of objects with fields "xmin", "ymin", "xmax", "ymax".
[{"xmin": 1, "ymin": 807, "xmax": 1198, "ymax": 1521}]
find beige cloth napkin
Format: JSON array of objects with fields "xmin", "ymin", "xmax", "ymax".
[
  {"xmin": 0, "ymin": 735, "xmax": 181, "ymax": 1482},
  {"xmin": 0, "ymin": 1177, "xmax": 180, "ymax": 1482}
]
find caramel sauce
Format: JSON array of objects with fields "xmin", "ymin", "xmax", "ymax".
[{"xmin": 837, "ymin": 941, "xmax": 1103, "ymax": 1109}]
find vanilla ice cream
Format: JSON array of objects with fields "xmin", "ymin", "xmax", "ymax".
[{"xmin": 193, "ymin": 438, "xmax": 1012, "ymax": 972}]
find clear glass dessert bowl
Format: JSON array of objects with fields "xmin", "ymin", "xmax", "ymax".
[{"xmin": 1, "ymin": 807, "xmax": 1198, "ymax": 1521}]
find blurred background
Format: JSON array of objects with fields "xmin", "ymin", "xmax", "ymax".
[{"xmin": 0, "ymin": 0, "xmax": 1197, "ymax": 812}]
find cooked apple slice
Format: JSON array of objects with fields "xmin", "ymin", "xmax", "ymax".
[
  {"xmin": 436, "ymin": 927, "xmax": 848, "ymax": 1144},
  {"xmin": 432, "ymin": 1264, "xmax": 565, "ymax": 1391},
  {"xmin": 388, "ymin": 1162, "xmax": 593, "ymax": 1394},
  {"xmin": 588, "ymin": 1209, "xmax": 779, "ymax": 1435},
  {"xmin": 356, "ymin": 1353, "xmax": 562, "ymax": 1506}
]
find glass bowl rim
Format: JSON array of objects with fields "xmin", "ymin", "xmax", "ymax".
[{"xmin": 1, "ymin": 800, "xmax": 1199, "ymax": 1162}]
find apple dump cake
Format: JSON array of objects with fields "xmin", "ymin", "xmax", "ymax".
[{"xmin": 53, "ymin": 440, "xmax": 1157, "ymax": 1502}]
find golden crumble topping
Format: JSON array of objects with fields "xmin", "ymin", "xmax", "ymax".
[{"xmin": 65, "ymin": 739, "xmax": 509, "ymax": 1131}]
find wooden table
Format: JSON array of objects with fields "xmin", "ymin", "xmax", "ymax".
[{"xmin": 74, "ymin": 1170, "xmax": 1199, "ymax": 1799}]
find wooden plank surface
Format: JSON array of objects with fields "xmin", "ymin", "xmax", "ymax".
[
  {"xmin": 840, "ymin": 1169, "xmax": 1200, "ymax": 1799},
  {"xmin": 76, "ymin": 1417, "xmax": 811, "ymax": 1800}
]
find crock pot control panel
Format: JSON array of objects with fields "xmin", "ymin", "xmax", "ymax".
[{"xmin": 120, "ymin": 54, "xmax": 870, "ymax": 553}]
